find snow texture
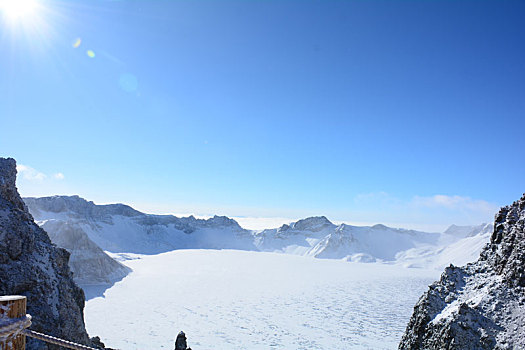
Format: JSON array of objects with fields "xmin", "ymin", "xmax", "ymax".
[
  {"xmin": 21, "ymin": 194, "xmax": 503, "ymax": 349},
  {"xmin": 399, "ymin": 194, "xmax": 525, "ymax": 350},
  {"xmin": 25, "ymin": 196, "xmax": 493, "ymax": 275},
  {"xmin": 85, "ymin": 249, "xmax": 437, "ymax": 350}
]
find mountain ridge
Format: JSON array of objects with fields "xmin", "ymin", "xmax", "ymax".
[
  {"xmin": 0, "ymin": 158, "xmax": 92, "ymax": 349},
  {"xmin": 399, "ymin": 193, "xmax": 525, "ymax": 349},
  {"xmin": 25, "ymin": 195, "xmax": 493, "ymax": 278}
]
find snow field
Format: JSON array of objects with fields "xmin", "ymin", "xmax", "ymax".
[{"xmin": 84, "ymin": 250, "xmax": 436, "ymax": 349}]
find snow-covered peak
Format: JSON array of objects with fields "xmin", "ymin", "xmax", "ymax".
[
  {"xmin": 443, "ymin": 223, "xmax": 493, "ymax": 237},
  {"xmin": 24, "ymin": 195, "xmax": 254, "ymax": 254},
  {"xmin": 371, "ymin": 223, "xmax": 388, "ymax": 230},
  {"xmin": 287, "ymin": 216, "xmax": 335, "ymax": 232},
  {"xmin": 24, "ymin": 195, "xmax": 495, "ymax": 271},
  {"xmin": 24, "ymin": 195, "xmax": 142, "ymax": 222},
  {"xmin": 206, "ymin": 215, "xmax": 242, "ymax": 228},
  {"xmin": 25, "ymin": 195, "xmax": 245, "ymax": 232}
]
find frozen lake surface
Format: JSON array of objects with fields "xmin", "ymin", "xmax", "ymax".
[{"xmin": 84, "ymin": 250, "xmax": 437, "ymax": 349}]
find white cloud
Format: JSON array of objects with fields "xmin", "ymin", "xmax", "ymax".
[
  {"xmin": 16, "ymin": 164, "xmax": 47, "ymax": 181},
  {"xmin": 16, "ymin": 165, "xmax": 66, "ymax": 182},
  {"xmin": 410, "ymin": 194, "xmax": 498, "ymax": 215},
  {"xmin": 350, "ymin": 192, "xmax": 500, "ymax": 232}
]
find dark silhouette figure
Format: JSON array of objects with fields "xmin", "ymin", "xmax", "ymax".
[{"xmin": 175, "ymin": 331, "xmax": 191, "ymax": 350}]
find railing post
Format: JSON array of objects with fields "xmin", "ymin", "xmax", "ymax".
[{"xmin": 0, "ymin": 296, "xmax": 27, "ymax": 350}]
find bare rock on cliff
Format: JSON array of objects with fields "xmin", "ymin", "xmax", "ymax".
[
  {"xmin": 0, "ymin": 158, "xmax": 92, "ymax": 349},
  {"xmin": 399, "ymin": 194, "xmax": 525, "ymax": 350}
]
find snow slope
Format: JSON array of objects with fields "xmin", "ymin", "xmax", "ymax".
[
  {"xmin": 25, "ymin": 196, "xmax": 493, "ymax": 273},
  {"xmin": 84, "ymin": 250, "xmax": 437, "ymax": 350},
  {"xmin": 25, "ymin": 196, "xmax": 256, "ymax": 254},
  {"xmin": 394, "ymin": 223, "xmax": 493, "ymax": 270},
  {"xmin": 254, "ymin": 218, "xmax": 442, "ymax": 261},
  {"xmin": 39, "ymin": 219, "xmax": 131, "ymax": 284}
]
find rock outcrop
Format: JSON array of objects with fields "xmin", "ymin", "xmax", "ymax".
[
  {"xmin": 39, "ymin": 220, "xmax": 131, "ymax": 285},
  {"xmin": 399, "ymin": 194, "xmax": 525, "ymax": 349},
  {"xmin": 0, "ymin": 158, "xmax": 91, "ymax": 349}
]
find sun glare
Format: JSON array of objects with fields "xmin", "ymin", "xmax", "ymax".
[{"xmin": 0, "ymin": 0, "xmax": 38, "ymax": 21}]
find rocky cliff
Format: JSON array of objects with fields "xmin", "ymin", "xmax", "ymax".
[
  {"xmin": 0, "ymin": 158, "xmax": 92, "ymax": 349},
  {"xmin": 39, "ymin": 219, "xmax": 131, "ymax": 285},
  {"xmin": 399, "ymin": 194, "xmax": 525, "ymax": 349}
]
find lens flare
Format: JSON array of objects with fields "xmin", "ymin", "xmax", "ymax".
[
  {"xmin": 72, "ymin": 38, "xmax": 82, "ymax": 48},
  {"xmin": 86, "ymin": 50, "xmax": 95, "ymax": 58}
]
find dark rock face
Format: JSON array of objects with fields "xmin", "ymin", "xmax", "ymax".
[
  {"xmin": 399, "ymin": 194, "xmax": 525, "ymax": 350},
  {"xmin": 174, "ymin": 331, "xmax": 191, "ymax": 350},
  {"xmin": 481, "ymin": 200, "xmax": 525, "ymax": 288},
  {"xmin": 289, "ymin": 216, "xmax": 335, "ymax": 232},
  {"xmin": 0, "ymin": 158, "xmax": 27, "ymax": 212},
  {"xmin": 0, "ymin": 158, "xmax": 91, "ymax": 349}
]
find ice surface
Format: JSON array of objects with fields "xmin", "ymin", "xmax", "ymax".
[{"xmin": 84, "ymin": 250, "xmax": 436, "ymax": 350}]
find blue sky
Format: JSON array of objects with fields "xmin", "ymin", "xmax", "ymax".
[{"xmin": 1, "ymin": 0, "xmax": 524, "ymax": 231}]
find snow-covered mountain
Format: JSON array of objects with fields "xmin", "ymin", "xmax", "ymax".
[
  {"xmin": 24, "ymin": 195, "xmax": 259, "ymax": 285},
  {"xmin": 395, "ymin": 223, "xmax": 493, "ymax": 270},
  {"xmin": 25, "ymin": 196, "xmax": 493, "ymax": 280},
  {"xmin": 39, "ymin": 219, "xmax": 131, "ymax": 285},
  {"xmin": 254, "ymin": 217, "xmax": 444, "ymax": 262},
  {"xmin": 25, "ymin": 195, "xmax": 257, "ymax": 254},
  {"xmin": 399, "ymin": 194, "xmax": 525, "ymax": 349}
]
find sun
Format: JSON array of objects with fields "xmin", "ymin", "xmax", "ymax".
[
  {"xmin": 0, "ymin": 0, "xmax": 54, "ymax": 53},
  {"xmin": 0, "ymin": 0, "xmax": 39, "ymax": 21}
]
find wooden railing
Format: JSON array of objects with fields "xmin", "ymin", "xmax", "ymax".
[
  {"xmin": 0, "ymin": 295, "xmax": 96, "ymax": 350},
  {"xmin": 0, "ymin": 295, "xmax": 191, "ymax": 350},
  {"xmin": 0, "ymin": 296, "xmax": 26, "ymax": 350}
]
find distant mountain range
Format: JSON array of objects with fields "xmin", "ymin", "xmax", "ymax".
[{"xmin": 24, "ymin": 195, "xmax": 493, "ymax": 285}]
